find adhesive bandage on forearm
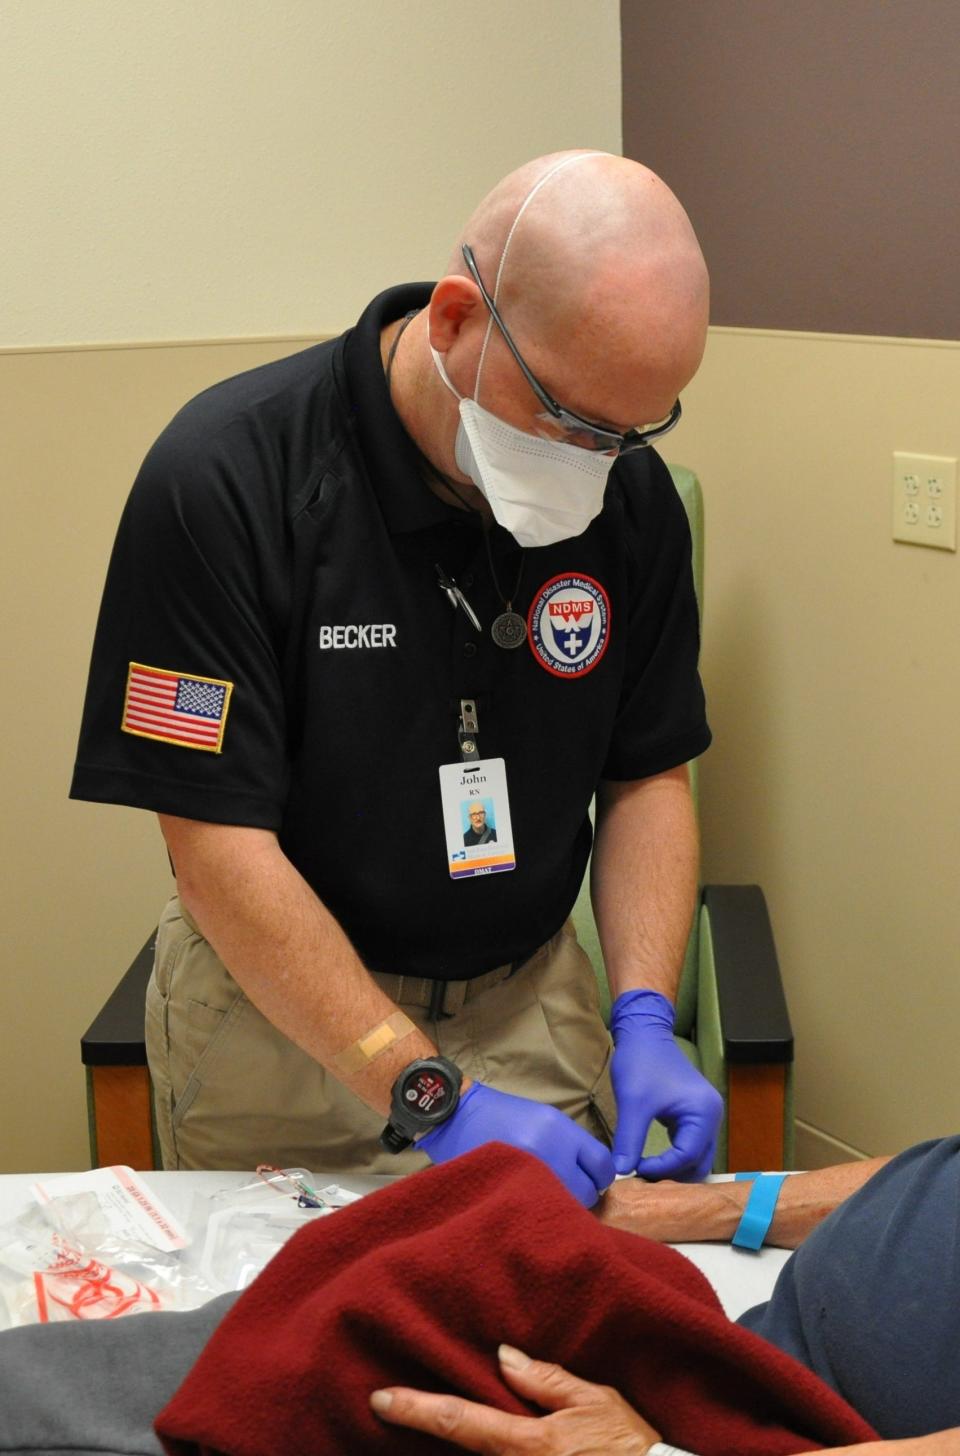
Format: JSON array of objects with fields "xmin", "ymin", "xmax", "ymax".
[{"xmin": 331, "ymin": 1012, "xmax": 417, "ymax": 1075}]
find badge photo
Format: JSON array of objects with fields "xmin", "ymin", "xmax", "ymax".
[
  {"xmin": 438, "ymin": 759, "xmax": 516, "ymax": 879},
  {"xmin": 527, "ymin": 573, "xmax": 611, "ymax": 678}
]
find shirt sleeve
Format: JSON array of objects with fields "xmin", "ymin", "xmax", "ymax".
[
  {"xmin": 600, "ymin": 453, "xmax": 711, "ymax": 781},
  {"xmin": 70, "ymin": 409, "xmax": 292, "ymax": 827}
]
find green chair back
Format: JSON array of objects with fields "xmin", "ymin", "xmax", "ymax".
[{"xmin": 572, "ymin": 464, "xmax": 704, "ymax": 1034}]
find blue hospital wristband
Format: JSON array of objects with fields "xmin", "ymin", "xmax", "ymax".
[{"xmin": 731, "ymin": 1171, "xmax": 788, "ymax": 1251}]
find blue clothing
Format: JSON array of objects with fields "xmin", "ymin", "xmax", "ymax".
[{"xmin": 738, "ymin": 1135, "xmax": 960, "ymax": 1438}]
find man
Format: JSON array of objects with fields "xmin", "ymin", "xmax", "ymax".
[
  {"xmin": 463, "ymin": 803, "xmax": 496, "ymax": 845},
  {"xmin": 71, "ymin": 149, "xmax": 720, "ymax": 1201}
]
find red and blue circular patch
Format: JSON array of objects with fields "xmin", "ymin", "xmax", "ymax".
[{"xmin": 527, "ymin": 573, "xmax": 611, "ymax": 678}]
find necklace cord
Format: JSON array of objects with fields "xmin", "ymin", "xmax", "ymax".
[
  {"xmin": 384, "ymin": 306, "xmax": 525, "ymax": 641},
  {"xmin": 384, "ymin": 309, "xmax": 419, "ymax": 382},
  {"xmin": 481, "ymin": 528, "xmax": 524, "ymax": 611}
]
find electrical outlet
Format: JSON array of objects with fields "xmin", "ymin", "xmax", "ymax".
[{"xmin": 892, "ymin": 453, "xmax": 957, "ymax": 550}]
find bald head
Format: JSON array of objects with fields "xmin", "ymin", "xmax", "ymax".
[
  {"xmin": 388, "ymin": 150, "xmax": 709, "ymax": 503},
  {"xmin": 447, "ymin": 150, "xmax": 709, "ymax": 411}
]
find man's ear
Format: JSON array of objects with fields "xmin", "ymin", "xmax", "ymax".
[{"xmin": 427, "ymin": 275, "xmax": 484, "ymax": 352}]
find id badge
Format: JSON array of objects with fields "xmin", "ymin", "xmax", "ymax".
[{"xmin": 439, "ymin": 757, "xmax": 516, "ymax": 879}]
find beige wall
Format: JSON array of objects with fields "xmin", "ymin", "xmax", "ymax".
[
  {"xmin": 668, "ymin": 329, "xmax": 960, "ymax": 1164},
  {"xmin": 1, "ymin": 0, "xmax": 621, "ymax": 346},
  {"xmin": 0, "ymin": 0, "xmax": 622, "ymax": 1171}
]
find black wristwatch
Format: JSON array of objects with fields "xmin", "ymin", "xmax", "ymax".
[{"xmin": 379, "ymin": 1056, "xmax": 463, "ymax": 1153}]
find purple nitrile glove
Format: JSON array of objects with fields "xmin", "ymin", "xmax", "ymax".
[
  {"xmin": 610, "ymin": 988, "xmax": 723, "ymax": 1182},
  {"xmin": 418, "ymin": 1082, "xmax": 615, "ymax": 1208}
]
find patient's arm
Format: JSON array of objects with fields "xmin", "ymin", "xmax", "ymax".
[
  {"xmin": 597, "ymin": 1157, "xmax": 891, "ymax": 1248},
  {"xmin": 815, "ymin": 1434, "xmax": 960, "ymax": 1453}
]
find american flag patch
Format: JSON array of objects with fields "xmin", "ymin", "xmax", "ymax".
[{"xmin": 121, "ymin": 663, "xmax": 233, "ymax": 753}]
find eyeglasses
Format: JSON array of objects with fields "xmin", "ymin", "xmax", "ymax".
[{"xmin": 461, "ymin": 243, "xmax": 681, "ymax": 455}]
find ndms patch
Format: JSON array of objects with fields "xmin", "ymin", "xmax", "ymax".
[{"xmin": 527, "ymin": 573, "xmax": 611, "ymax": 678}]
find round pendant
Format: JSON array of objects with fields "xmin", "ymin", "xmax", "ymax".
[{"xmin": 491, "ymin": 610, "xmax": 527, "ymax": 650}]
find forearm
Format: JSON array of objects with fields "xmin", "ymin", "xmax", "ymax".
[
  {"xmin": 662, "ymin": 1430, "xmax": 960, "ymax": 1455},
  {"xmin": 813, "ymin": 1433, "xmax": 960, "ymax": 1454},
  {"xmin": 159, "ymin": 815, "xmax": 444, "ymax": 1117},
  {"xmin": 590, "ymin": 766, "xmax": 698, "ymax": 1001},
  {"xmin": 598, "ymin": 1157, "xmax": 892, "ymax": 1248}
]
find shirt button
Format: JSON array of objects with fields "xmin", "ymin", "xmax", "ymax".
[
  {"xmin": 462, "ymin": 573, "xmax": 474, "ymax": 588},
  {"xmin": 463, "ymin": 641, "xmax": 477, "ymax": 658}
]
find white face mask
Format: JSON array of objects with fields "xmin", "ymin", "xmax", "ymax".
[{"xmin": 430, "ymin": 346, "xmax": 616, "ymax": 550}]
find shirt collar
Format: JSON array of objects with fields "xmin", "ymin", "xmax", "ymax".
[{"xmin": 340, "ymin": 283, "xmax": 466, "ymax": 535}]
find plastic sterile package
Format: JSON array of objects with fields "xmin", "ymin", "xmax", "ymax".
[
  {"xmin": 0, "ymin": 1169, "xmax": 218, "ymax": 1330},
  {"xmin": 192, "ymin": 1168, "xmax": 363, "ymax": 1292},
  {"xmin": 0, "ymin": 1166, "xmax": 366, "ymax": 1331}
]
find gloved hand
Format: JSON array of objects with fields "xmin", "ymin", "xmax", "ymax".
[
  {"xmin": 418, "ymin": 1082, "xmax": 615, "ymax": 1208},
  {"xmin": 610, "ymin": 988, "xmax": 723, "ymax": 1182}
]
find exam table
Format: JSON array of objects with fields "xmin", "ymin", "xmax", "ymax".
[{"xmin": 0, "ymin": 1166, "xmax": 790, "ymax": 1326}]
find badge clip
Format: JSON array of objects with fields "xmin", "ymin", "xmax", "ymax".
[{"xmin": 458, "ymin": 698, "xmax": 480, "ymax": 762}]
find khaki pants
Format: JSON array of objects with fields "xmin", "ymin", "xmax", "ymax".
[{"xmin": 145, "ymin": 895, "xmax": 617, "ymax": 1173}]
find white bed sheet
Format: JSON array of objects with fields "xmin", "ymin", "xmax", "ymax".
[{"xmin": 0, "ymin": 1168, "xmax": 790, "ymax": 1323}]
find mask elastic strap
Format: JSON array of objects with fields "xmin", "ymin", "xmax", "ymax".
[
  {"xmin": 474, "ymin": 151, "xmax": 608, "ymax": 395},
  {"xmin": 430, "ymin": 344, "xmax": 463, "ymax": 402}
]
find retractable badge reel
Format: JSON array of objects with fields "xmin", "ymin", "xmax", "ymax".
[{"xmin": 438, "ymin": 698, "xmax": 516, "ymax": 879}]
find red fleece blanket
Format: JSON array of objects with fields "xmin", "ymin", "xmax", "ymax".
[{"xmin": 156, "ymin": 1144, "xmax": 877, "ymax": 1455}]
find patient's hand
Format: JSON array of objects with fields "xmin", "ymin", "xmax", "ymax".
[
  {"xmin": 596, "ymin": 1176, "xmax": 743, "ymax": 1244},
  {"xmin": 371, "ymin": 1345, "xmax": 661, "ymax": 1453}
]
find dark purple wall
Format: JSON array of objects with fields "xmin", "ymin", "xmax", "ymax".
[{"xmin": 621, "ymin": 0, "xmax": 960, "ymax": 339}]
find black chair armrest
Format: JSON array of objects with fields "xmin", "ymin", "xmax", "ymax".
[
  {"xmin": 80, "ymin": 931, "xmax": 155, "ymax": 1068},
  {"xmin": 703, "ymin": 885, "xmax": 793, "ymax": 1065}
]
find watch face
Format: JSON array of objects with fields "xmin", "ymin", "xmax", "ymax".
[
  {"xmin": 381, "ymin": 1057, "xmax": 462, "ymax": 1152},
  {"xmin": 401, "ymin": 1067, "xmax": 453, "ymax": 1117}
]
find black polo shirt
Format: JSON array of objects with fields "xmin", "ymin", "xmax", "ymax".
[{"xmin": 71, "ymin": 285, "xmax": 710, "ymax": 979}]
